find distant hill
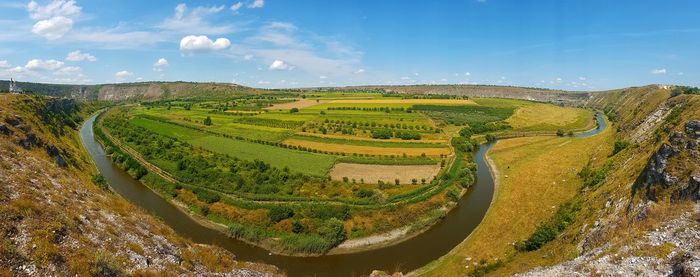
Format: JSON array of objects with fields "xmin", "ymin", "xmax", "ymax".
[
  {"xmin": 0, "ymin": 80, "xmax": 262, "ymax": 101},
  {"xmin": 302, "ymin": 84, "xmax": 591, "ymax": 104}
]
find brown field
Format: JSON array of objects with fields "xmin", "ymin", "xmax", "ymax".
[
  {"xmin": 328, "ymin": 99, "xmax": 476, "ymax": 105},
  {"xmin": 264, "ymin": 99, "xmax": 326, "ymax": 110},
  {"xmin": 282, "ymin": 138, "xmax": 450, "ymax": 156},
  {"xmin": 296, "ymin": 132, "xmax": 448, "ymax": 144},
  {"xmin": 329, "ymin": 163, "xmax": 441, "ymax": 184}
]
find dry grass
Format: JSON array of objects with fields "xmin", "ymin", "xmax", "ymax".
[
  {"xmin": 282, "ymin": 138, "xmax": 450, "ymax": 156},
  {"xmin": 263, "ymin": 99, "xmax": 326, "ymax": 110},
  {"xmin": 415, "ymin": 120, "xmax": 614, "ymax": 276},
  {"xmin": 329, "ymin": 163, "xmax": 441, "ymax": 184},
  {"xmin": 329, "ymin": 99, "xmax": 476, "ymax": 105},
  {"xmin": 506, "ymin": 103, "xmax": 594, "ymax": 131}
]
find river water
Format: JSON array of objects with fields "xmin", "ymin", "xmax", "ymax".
[{"xmin": 79, "ymin": 111, "xmax": 605, "ymax": 276}]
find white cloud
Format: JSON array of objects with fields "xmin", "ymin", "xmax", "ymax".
[
  {"xmin": 68, "ymin": 30, "xmax": 162, "ymax": 49},
  {"xmin": 25, "ymin": 59, "xmax": 64, "ymax": 71},
  {"xmin": 27, "ymin": 0, "xmax": 82, "ymax": 40},
  {"xmin": 268, "ymin": 59, "xmax": 293, "ymax": 70},
  {"xmin": 180, "ymin": 35, "xmax": 231, "ymax": 52},
  {"xmin": 464, "ymin": 72, "xmax": 471, "ymax": 76},
  {"xmin": 319, "ymin": 75, "xmax": 327, "ymax": 79},
  {"xmin": 243, "ymin": 54, "xmax": 254, "ymax": 60},
  {"xmin": 231, "ymin": 2, "xmax": 243, "ymax": 13},
  {"xmin": 578, "ymin": 76, "xmax": 587, "ymax": 81},
  {"xmin": 401, "ymin": 76, "xmax": 410, "ymax": 80},
  {"xmin": 115, "ymin": 70, "xmax": 133, "ymax": 79},
  {"xmin": 153, "ymin": 58, "xmax": 169, "ymax": 71},
  {"xmin": 355, "ymin": 68, "xmax": 365, "ymax": 74},
  {"xmin": 159, "ymin": 3, "xmax": 232, "ymax": 35},
  {"xmin": 65, "ymin": 50, "xmax": 96, "ymax": 62},
  {"xmin": 27, "ymin": 0, "xmax": 81, "ymax": 20},
  {"xmin": 0, "ymin": 60, "xmax": 10, "ymax": 68},
  {"xmin": 54, "ymin": 65, "xmax": 81, "ymax": 75},
  {"xmin": 248, "ymin": 0, "xmax": 264, "ymax": 9},
  {"xmin": 257, "ymin": 80, "xmax": 270, "ymax": 84},
  {"xmin": 651, "ymin": 68, "xmax": 666, "ymax": 75},
  {"xmin": 32, "ymin": 16, "xmax": 73, "ymax": 40}
]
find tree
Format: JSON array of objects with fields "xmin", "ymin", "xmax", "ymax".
[
  {"xmin": 485, "ymin": 133, "xmax": 497, "ymax": 142},
  {"xmin": 203, "ymin": 116, "xmax": 212, "ymax": 126},
  {"xmin": 556, "ymin": 129, "xmax": 565, "ymax": 137},
  {"xmin": 290, "ymin": 107, "xmax": 299, "ymax": 113},
  {"xmin": 459, "ymin": 127, "xmax": 473, "ymax": 138}
]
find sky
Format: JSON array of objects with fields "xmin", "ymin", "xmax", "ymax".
[{"xmin": 0, "ymin": 0, "xmax": 698, "ymax": 90}]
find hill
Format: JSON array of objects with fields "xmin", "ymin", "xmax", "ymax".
[
  {"xmin": 0, "ymin": 94, "xmax": 279, "ymax": 276},
  {"xmin": 410, "ymin": 84, "xmax": 699, "ymax": 276},
  {"xmin": 0, "ymin": 80, "xmax": 262, "ymax": 101},
  {"xmin": 304, "ymin": 84, "xmax": 590, "ymax": 104}
]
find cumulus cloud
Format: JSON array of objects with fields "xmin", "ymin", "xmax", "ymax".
[
  {"xmin": 25, "ymin": 59, "xmax": 64, "ymax": 71},
  {"xmin": 32, "ymin": 16, "xmax": 73, "ymax": 40},
  {"xmin": 180, "ymin": 35, "xmax": 231, "ymax": 52},
  {"xmin": 115, "ymin": 70, "xmax": 133, "ymax": 79},
  {"xmin": 160, "ymin": 3, "xmax": 232, "ymax": 34},
  {"xmin": 231, "ymin": 2, "xmax": 243, "ymax": 13},
  {"xmin": 27, "ymin": 0, "xmax": 81, "ymax": 20},
  {"xmin": 54, "ymin": 65, "xmax": 81, "ymax": 75},
  {"xmin": 248, "ymin": 0, "xmax": 264, "ymax": 9},
  {"xmin": 0, "ymin": 60, "xmax": 10, "ymax": 68},
  {"xmin": 27, "ymin": 0, "xmax": 81, "ymax": 40},
  {"xmin": 153, "ymin": 58, "xmax": 169, "ymax": 71},
  {"xmin": 65, "ymin": 50, "xmax": 96, "ymax": 62},
  {"xmin": 355, "ymin": 68, "xmax": 365, "ymax": 74},
  {"xmin": 651, "ymin": 68, "xmax": 667, "ymax": 75},
  {"xmin": 268, "ymin": 59, "xmax": 293, "ymax": 70}
]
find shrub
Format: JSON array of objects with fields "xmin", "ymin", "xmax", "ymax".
[
  {"xmin": 268, "ymin": 206, "xmax": 294, "ymax": 223},
  {"xmin": 485, "ymin": 133, "xmax": 497, "ymax": 142},
  {"xmin": 91, "ymin": 174, "xmax": 108, "ymax": 190},
  {"xmin": 612, "ymin": 140, "xmax": 629, "ymax": 155},
  {"xmin": 290, "ymin": 108, "xmax": 299, "ymax": 113},
  {"xmin": 203, "ymin": 116, "xmax": 212, "ymax": 126},
  {"xmin": 193, "ymin": 189, "xmax": 221, "ymax": 204},
  {"xmin": 515, "ymin": 199, "xmax": 581, "ymax": 251},
  {"xmin": 354, "ymin": 189, "xmax": 375, "ymax": 198}
]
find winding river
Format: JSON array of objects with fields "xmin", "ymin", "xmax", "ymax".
[{"xmin": 79, "ymin": 112, "xmax": 605, "ymax": 276}]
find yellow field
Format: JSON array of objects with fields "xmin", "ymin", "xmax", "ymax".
[
  {"xmin": 282, "ymin": 139, "xmax": 450, "ymax": 156},
  {"xmin": 415, "ymin": 119, "xmax": 614, "ymax": 276},
  {"xmin": 329, "ymin": 99, "xmax": 476, "ymax": 105},
  {"xmin": 329, "ymin": 163, "xmax": 441, "ymax": 184},
  {"xmin": 264, "ymin": 99, "xmax": 327, "ymax": 110},
  {"xmin": 506, "ymin": 103, "xmax": 594, "ymax": 131}
]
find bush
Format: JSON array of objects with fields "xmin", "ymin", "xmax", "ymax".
[
  {"xmin": 203, "ymin": 116, "xmax": 212, "ymax": 126},
  {"xmin": 290, "ymin": 107, "xmax": 299, "ymax": 113},
  {"xmin": 485, "ymin": 133, "xmax": 497, "ymax": 142},
  {"xmin": 268, "ymin": 206, "xmax": 294, "ymax": 223},
  {"xmin": 515, "ymin": 200, "xmax": 581, "ymax": 251},
  {"xmin": 317, "ymin": 218, "xmax": 346, "ymax": 243},
  {"xmin": 612, "ymin": 140, "xmax": 629, "ymax": 155},
  {"xmin": 193, "ymin": 189, "xmax": 221, "ymax": 204},
  {"xmin": 91, "ymin": 174, "xmax": 108, "ymax": 190},
  {"xmin": 354, "ymin": 189, "xmax": 375, "ymax": 198},
  {"xmin": 556, "ymin": 129, "xmax": 565, "ymax": 136}
]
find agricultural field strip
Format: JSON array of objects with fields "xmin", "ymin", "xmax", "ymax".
[
  {"xmin": 128, "ymin": 116, "xmax": 335, "ymax": 176},
  {"xmin": 284, "ymin": 139, "xmax": 450, "ymax": 156},
  {"xmin": 288, "ymin": 134, "xmax": 447, "ymax": 148},
  {"xmin": 98, "ymin": 114, "xmax": 465, "ymax": 208}
]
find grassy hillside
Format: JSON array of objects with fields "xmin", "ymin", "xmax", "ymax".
[
  {"xmin": 412, "ymin": 85, "xmax": 700, "ymax": 276},
  {"xmin": 0, "ymin": 94, "xmax": 278, "ymax": 276}
]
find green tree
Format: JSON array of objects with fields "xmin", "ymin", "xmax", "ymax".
[{"xmin": 203, "ymin": 116, "xmax": 212, "ymax": 126}]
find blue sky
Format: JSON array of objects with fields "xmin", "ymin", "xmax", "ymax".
[{"xmin": 0, "ymin": 0, "xmax": 698, "ymax": 90}]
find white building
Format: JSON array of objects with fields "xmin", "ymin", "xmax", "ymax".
[{"xmin": 9, "ymin": 78, "xmax": 22, "ymax": 94}]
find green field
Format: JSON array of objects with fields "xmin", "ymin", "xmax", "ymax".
[{"xmin": 130, "ymin": 117, "xmax": 336, "ymax": 176}]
